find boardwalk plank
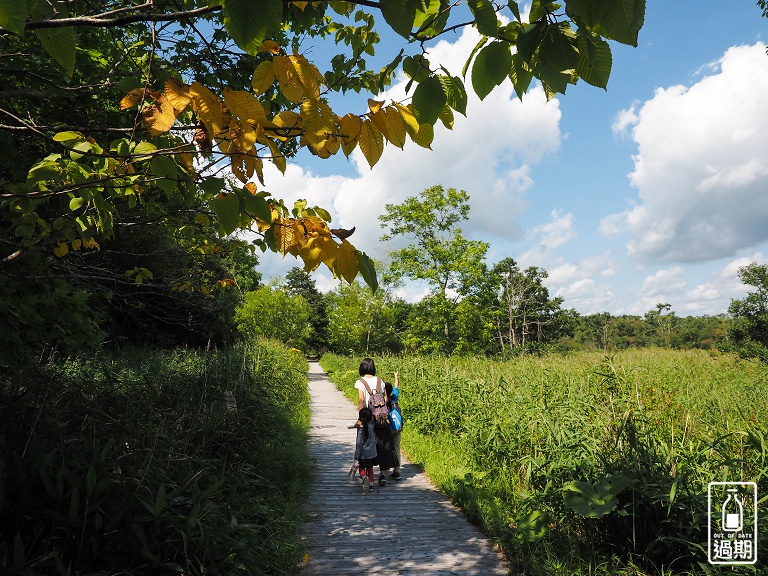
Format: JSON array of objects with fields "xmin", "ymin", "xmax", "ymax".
[{"xmin": 300, "ymin": 361, "xmax": 509, "ymax": 575}]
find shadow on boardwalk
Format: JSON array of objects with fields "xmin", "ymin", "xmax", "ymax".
[{"xmin": 300, "ymin": 361, "xmax": 510, "ymax": 576}]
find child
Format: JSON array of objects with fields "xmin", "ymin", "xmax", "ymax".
[
  {"xmin": 385, "ymin": 371, "xmax": 403, "ymax": 481},
  {"xmin": 354, "ymin": 407, "xmax": 377, "ymax": 493}
]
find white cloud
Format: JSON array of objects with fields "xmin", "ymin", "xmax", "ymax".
[
  {"xmin": 605, "ymin": 43, "xmax": 768, "ymax": 263},
  {"xmin": 520, "ymin": 210, "xmax": 576, "ymax": 264}
]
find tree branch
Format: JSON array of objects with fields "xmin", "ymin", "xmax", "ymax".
[{"xmin": 23, "ymin": 5, "xmax": 223, "ymax": 30}]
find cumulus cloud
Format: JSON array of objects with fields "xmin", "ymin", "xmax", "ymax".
[
  {"xmin": 519, "ymin": 210, "xmax": 576, "ymax": 264},
  {"xmin": 603, "ymin": 43, "xmax": 768, "ymax": 263}
]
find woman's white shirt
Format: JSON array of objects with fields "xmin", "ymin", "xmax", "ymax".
[{"xmin": 354, "ymin": 375, "xmax": 383, "ymax": 408}]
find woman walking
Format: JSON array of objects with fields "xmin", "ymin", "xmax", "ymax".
[{"xmin": 355, "ymin": 358, "xmax": 396, "ymax": 486}]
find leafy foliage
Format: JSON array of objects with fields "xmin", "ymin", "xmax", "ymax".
[
  {"xmin": 235, "ymin": 285, "xmax": 313, "ymax": 350},
  {"xmin": 0, "ymin": 341, "xmax": 309, "ymax": 575}
]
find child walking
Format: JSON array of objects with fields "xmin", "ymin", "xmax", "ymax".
[
  {"xmin": 354, "ymin": 407, "xmax": 377, "ymax": 493},
  {"xmin": 385, "ymin": 371, "xmax": 403, "ymax": 481}
]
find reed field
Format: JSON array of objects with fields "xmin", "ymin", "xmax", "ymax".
[
  {"xmin": 0, "ymin": 341, "xmax": 310, "ymax": 575},
  {"xmin": 321, "ymin": 349, "xmax": 768, "ymax": 575}
]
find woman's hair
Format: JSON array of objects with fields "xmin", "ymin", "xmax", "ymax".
[
  {"xmin": 358, "ymin": 357, "xmax": 376, "ymax": 376},
  {"xmin": 385, "ymin": 382, "xmax": 393, "ymax": 396},
  {"xmin": 359, "ymin": 407, "xmax": 373, "ymax": 441}
]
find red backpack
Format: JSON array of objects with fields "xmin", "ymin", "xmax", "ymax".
[{"xmin": 359, "ymin": 378, "xmax": 389, "ymax": 429}]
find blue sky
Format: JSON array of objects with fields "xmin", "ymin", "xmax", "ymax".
[{"xmin": 253, "ymin": 1, "xmax": 768, "ymax": 317}]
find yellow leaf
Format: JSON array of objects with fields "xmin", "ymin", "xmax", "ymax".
[
  {"xmin": 265, "ymin": 139, "xmax": 286, "ymax": 173},
  {"xmin": 299, "ymin": 235, "xmax": 337, "ymax": 273},
  {"xmin": 291, "ymin": 54, "xmax": 321, "ymax": 102},
  {"xmin": 334, "ymin": 239, "xmax": 359, "ymax": 283},
  {"xmin": 254, "ymin": 157, "xmax": 265, "ymax": 185},
  {"xmin": 339, "ymin": 113, "xmax": 362, "ymax": 157},
  {"xmin": 302, "ymin": 215, "xmax": 330, "ymax": 235},
  {"xmin": 252, "ymin": 60, "xmax": 276, "ymax": 95},
  {"xmin": 258, "ymin": 40, "xmax": 281, "ymax": 54},
  {"xmin": 292, "ymin": 1, "xmax": 309, "ymax": 10},
  {"xmin": 370, "ymin": 107, "xmax": 406, "ymax": 149},
  {"xmin": 72, "ymin": 239, "xmax": 82, "ymax": 251},
  {"xmin": 274, "ymin": 217, "xmax": 306, "ymax": 256},
  {"xmin": 358, "ymin": 119, "xmax": 384, "ymax": 167},
  {"xmin": 120, "ymin": 88, "xmax": 149, "ymax": 110},
  {"xmin": 411, "ymin": 122, "xmax": 434, "ymax": 149},
  {"xmin": 394, "ymin": 102, "xmax": 420, "ymax": 136},
  {"xmin": 273, "ymin": 55, "xmax": 304, "ymax": 104},
  {"xmin": 300, "ymin": 99, "xmax": 335, "ymax": 148},
  {"xmin": 165, "ymin": 78, "xmax": 192, "ymax": 113},
  {"xmin": 190, "ymin": 82, "xmax": 225, "ymax": 139},
  {"xmin": 223, "ymin": 89, "xmax": 268, "ymax": 127},
  {"xmin": 271, "ymin": 110, "xmax": 302, "ymax": 141},
  {"xmin": 142, "ymin": 94, "xmax": 177, "ymax": 137},
  {"xmin": 53, "ymin": 243, "xmax": 68, "ymax": 257},
  {"xmin": 368, "ymin": 99, "xmax": 385, "ymax": 114},
  {"xmin": 315, "ymin": 135, "xmax": 340, "ymax": 157},
  {"xmin": 83, "ymin": 238, "xmax": 100, "ymax": 250}
]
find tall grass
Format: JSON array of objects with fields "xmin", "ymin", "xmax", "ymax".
[
  {"xmin": 321, "ymin": 349, "xmax": 768, "ymax": 575},
  {"xmin": 0, "ymin": 340, "xmax": 309, "ymax": 575}
]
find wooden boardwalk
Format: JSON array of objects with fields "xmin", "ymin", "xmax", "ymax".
[{"xmin": 300, "ymin": 361, "xmax": 510, "ymax": 576}]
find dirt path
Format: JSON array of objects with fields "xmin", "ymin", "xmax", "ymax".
[{"xmin": 299, "ymin": 361, "xmax": 510, "ymax": 575}]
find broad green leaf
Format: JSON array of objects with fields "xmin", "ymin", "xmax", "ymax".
[
  {"xmin": 565, "ymin": 0, "xmax": 645, "ymax": 47},
  {"xmin": 223, "ymin": 0, "xmax": 282, "ymax": 55},
  {"xmin": 515, "ymin": 21, "xmax": 546, "ymax": 63},
  {"xmin": 150, "ymin": 155, "xmax": 179, "ymax": 195},
  {"xmin": 199, "ymin": 177, "xmax": 226, "ymax": 197},
  {"xmin": 539, "ymin": 23, "xmax": 579, "ymax": 73},
  {"xmin": 243, "ymin": 192, "xmax": 271, "ymax": 222},
  {"xmin": 471, "ymin": 41, "xmax": 511, "ymax": 101},
  {"xmin": 314, "ymin": 206, "xmax": 332, "ymax": 222},
  {"xmin": 468, "ymin": 0, "xmax": 498, "ymax": 37},
  {"xmin": 515, "ymin": 510, "xmax": 551, "ymax": 541},
  {"xmin": 562, "ymin": 475, "xmax": 636, "ymax": 518},
  {"xmin": 438, "ymin": 105, "xmax": 454, "ymax": 130},
  {"xmin": 402, "ymin": 55, "xmax": 431, "ymax": 83},
  {"xmin": 412, "ymin": 76, "xmax": 446, "ymax": 126},
  {"xmin": 356, "ymin": 251, "xmax": 378, "ymax": 292},
  {"xmin": 69, "ymin": 197, "xmax": 85, "ymax": 211},
  {"xmin": 35, "ymin": 26, "xmax": 76, "ymax": 77},
  {"xmin": 576, "ymin": 30, "xmax": 612, "ymax": 89},
  {"xmin": 69, "ymin": 141, "xmax": 92, "ymax": 161},
  {"xmin": 438, "ymin": 73, "xmax": 468, "ymax": 116},
  {"xmin": 509, "ymin": 54, "xmax": 534, "ymax": 100},
  {"xmin": 507, "ymin": 0, "xmax": 521, "ymax": 22},
  {"xmin": 212, "ymin": 192, "xmax": 242, "ymax": 236},
  {"xmin": 379, "ymin": 0, "xmax": 420, "ymax": 38},
  {"xmin": 413, "ymin": 0, "xmax": 449, "ymax": 38},
  {"xmin": 53, "ymin": 131, "xmax": 83, "ymax": 144},
  {"xmin": 0, "ymin": 0, "xmax": 28, "ymax": 35}
]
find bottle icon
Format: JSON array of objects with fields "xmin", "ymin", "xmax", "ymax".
[{"xmin": 721, "ymin": 488, "xmax": 743, "ymax": 532}]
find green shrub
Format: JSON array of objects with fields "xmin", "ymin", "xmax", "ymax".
[{"xmin": 0, "ymin": 341, "xmax": 309, "ymax": 575}]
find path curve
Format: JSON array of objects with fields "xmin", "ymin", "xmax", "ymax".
[{"xmin": 300, "ymin": 361, "xmax": 510, "ymax": 576}]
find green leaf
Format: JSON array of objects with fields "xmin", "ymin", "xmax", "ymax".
[
  {"xmin": 379, "ymin": 0, "xmax": 420, "ymax": 38},
  {"xmin": 69, "ymin": 140, "xmax": 92, "ymax": 161},
  {"xmin": 576, "ymin": 30, "xmax": 612, "ymax": 89},
  {"xmin": 356, "ymin": 251, "xmax": 378, "ymax": 292},
  {"xmin": 516, "ymin": 21, "xmax": 546, "ymax": 63},
  {"xmin": 468, "ymin": 0, "xmax": 498, "ymax": 37},
  {"xmin": 509, "ymin": 53, "xmax": 534, "ymax": 100},
  {"xmin": 507, "ymin": 0, "xmax": 521, "ymax": 22},
  {"xmin": 0, "ymin": 0, "xmax": 28, "ymax": 35},
  {"xmin": 515, "ymin": 510, "xmax": 551, "ymax": 541},
  {"xmin": 412, "ymin": 76, "xmax": 446, "ymax": 126},
  {"xmin": 69, "ymin": 197, "xmax": 85, "ymax": 211},
  {"xmin": 154, "ymin": 483, "xmax": 166, "ymax": 517},
  {"xmin": 565, "ymin": 0, "xmax": 645, "ymax": 47},
  {"xmin": 150, "ymin": 155, "xmax": 179, "ymax": 195},
  {"xmin": 539, "ymin": 23, "xmax": 579, "ymax": 72},
  {"xmin": 562, "ymin": 475, "xmax": 636, "ymax": 518},
  {"xmin": 314, "ymin": 206, "xmax": 332, "ymax": 222},
  {"xmin": 438, "ymin": 73, "xmax": 468, "ymax": 116},
  {"xmin": 213, "ymin": 193, "xmax": 242, "ymax": 236},
  {"xmin": 402, "ymin": 55, "xmax": 431, "ymax": 83},
  {"xmin": 86, "ymin": 464, "xmax": 96, "ymax": 496},
  {"xmin": 471, "ymin": 41, "xmax": 511, "ymax": 101},
  {"xmin": 243, "ymin": 191, "xmax": 271, "ymax": 222},
  {"xmin": 223, "ymin": 0, "xmax": 282, "ymax": 55},
  {"xmin": 35, "ymin": 26, "xmax": 76, "ymax": 77},
  {"xmin": 200, "ymin": 177, "xmax": 226, "ymax": 197},
  {"xmin": 53, "ymin": 131, "xmax": 83, "ymax": 144}
]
